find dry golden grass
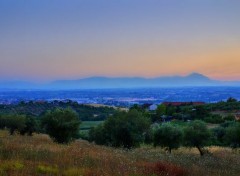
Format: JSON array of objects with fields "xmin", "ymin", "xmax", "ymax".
[{"xmin": 0, "ymin": 130, "xmax": 239, "ymax": 176}]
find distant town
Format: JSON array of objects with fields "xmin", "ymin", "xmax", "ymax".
[{"xmin": 0, "ymin": 87, "xmax": 240, "ymax": 107}]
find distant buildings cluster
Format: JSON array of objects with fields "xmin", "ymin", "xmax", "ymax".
[{"xmin": 141, "ymin": 102, "xmax": 205, "ymax": 111}]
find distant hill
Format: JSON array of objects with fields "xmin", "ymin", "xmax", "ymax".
[
  {"xmin": 0, "ymin": 73, "xmax": 240, "ymax": 89},
  {"xmin": 46, "ymin": 73, "xmax": 235, "ymax": 89}
]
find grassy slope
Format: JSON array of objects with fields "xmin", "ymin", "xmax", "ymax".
[{"xmin": 0, "ymin": 130, "xmax": 239, "ymax": 176}]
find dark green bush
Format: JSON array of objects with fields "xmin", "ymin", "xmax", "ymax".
[
  {"xmin": 183, "ymin": 120, "xmax": 210, "ymax": 156},
  {"xmin": 89, "ymin": 109, "xmax": 151, "ymax": 149},
  {"xmin": 224, "ymin": 122, "xmax": 240, "ymax": 148},
  {"xmin": 154, "ymin": 123, "xmax": 183, "ymax": 153},
  {"xmin": 204, "ymin": 114, "xmax": 224, "ymax": 124},
  {"xmin": 20, "ymin": 115, "xmax": 38, "ymax": 136},
  {"xmin": 211, "ymin": 126, "xmax": 226, "ymax": 146},
  {"xmin": 41, "ymin": 108, "xmax": 81, "ymax": 144},
  {"xmin": 4, "ymin": 114, "xmax": 26, "ymax": 135}
]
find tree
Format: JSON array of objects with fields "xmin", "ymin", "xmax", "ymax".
[
  {"xmin": 204, "ymin": 114, "xmax": 224, "ymax": 124},
  {"xmin": 227, "ymin": 97, "xmax": 237, "ymax": 103},
  {"xmin": 90, "ymin": 109, "xmax": 151, "ymax": 149},
  {"xmin": 166, "ymin": 106, "xmax": 176, "ymax": 116},
  {"xmin": 191, "ymin": 106, "xmax": 210, "ymax": 120},
  {"xmin": 144, "ymin": 128, "xmax": 154, "ymax": 144},
  {"xmin": 41, "ymin": 108, "xmax": 81, "ymax": 144},
  {"xmin": 183, "ymin": 120, "xmax": 210, "ymax": 156},
  {"xmin": 20, "ymin": 115, "xmax": 38, "ymax": 136},
  {"xmin": 154, "ymin": 123, "xmax": 183, "ymax": 153},
  {"xmin": 156, "ymin": 104, "xmax": 166, "ymax": 116},
  {"xmin": 4, "ymin": 114, "xmax": 26, "ymax": 135},
  {"xmin": 212, "ymin": 126, "xmax": 226, "ymax": 145},
  {"xmin": 130, "ymin": 104, "xmax": 144, "ymax": 112},
  {"xmin": 0, "ymin": 114, "xmax": 7, "ymax": 129},
  {"xmin": 224, "ymin": 123, "xmax": 240, "ymax": 148},
  {"xmin": 89, "ymin": 124, "xmax": 107, "ymax": 145},
  {"xmin": 223, "ymin": 115, "xmax": 235, "ymax": 122}
]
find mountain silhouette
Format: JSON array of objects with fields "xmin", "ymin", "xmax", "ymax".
[
  {"xmin": 0, "ymin": 73, "xmax": 239, "ymax": 89},
  {"xmin": 46, "ymin": 73, "xmax": 227, "ymax": 89}
]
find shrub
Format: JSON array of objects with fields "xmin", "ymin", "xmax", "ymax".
[
  {"xmin": 89, "ymin": 124, "xmax": 107, "ymax": 145},
  {"xmin": 144, "ymin": 128, "xmax": 154, "ymax": 144},
  {"xmin": 223, "ymin": 115, "xmax": 235, "ymax": 121},
  {"xmin": 224, "ymin": 123, "xmax": 240, "ymax": 148},
  {"xmin": 221, "ymin": 121, "xmax": 236, "ymax": 128},
  {"xmin": 211, "ymin": 126, "xmax": 226, "ymax": 145},
  {"xmin": 204, "ymin": 114, "xmax": 224, "ymax": 124}
]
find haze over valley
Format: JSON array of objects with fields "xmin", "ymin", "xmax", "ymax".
[{"xmin": 1, "ymin": 73, "xmax": 240, "ymax": 90}]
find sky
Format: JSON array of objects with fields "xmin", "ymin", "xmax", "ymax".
[{"xmin": 0, "ymin": 0, "xmax": 240, "ymax": 82}]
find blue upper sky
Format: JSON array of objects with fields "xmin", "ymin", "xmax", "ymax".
[{"xmin": 0, "ymin": 0, "xmax": 240, "ymax": 82}]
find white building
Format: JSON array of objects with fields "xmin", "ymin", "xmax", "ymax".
[{"xmin": 148, "ymin": 104, "xmax": 158, "ymax": 111}]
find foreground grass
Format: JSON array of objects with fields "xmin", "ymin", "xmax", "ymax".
[{"xmin": 0, "ymin": 130, "xmax": 239, "ymax": 176}]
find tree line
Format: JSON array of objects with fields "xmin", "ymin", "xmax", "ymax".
[
  {"xmin": 0, "ymin": 100, "xmax": 116, "ymax": 121},
  {"xmin": 0, "ymin": 108, "xmax": 81, "ymax": 144},
  {"xmin": 89, "ymin": 109, "xmax": 240, "ymax": 156},
  {"xmin": 0, "ymin": 105, "xmax": 239, "ymax": 156}
]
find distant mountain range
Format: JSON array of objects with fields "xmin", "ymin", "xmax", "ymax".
[{"xmin": 0, "ymin": 73, "xmax": 240, "ymax": 89}]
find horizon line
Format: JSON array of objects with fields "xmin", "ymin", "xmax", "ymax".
[{"xmin": 0, "ymin": 72, "xmax": 240, "ymax": 83}]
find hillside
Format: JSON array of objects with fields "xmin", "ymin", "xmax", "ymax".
[
  {"xmin": 0, "ymin": 101, "xmax": 116, "ymax": 121},
  {"xmin": 0, "ymin": 130, "xmax": 239, "ymax": 176}
]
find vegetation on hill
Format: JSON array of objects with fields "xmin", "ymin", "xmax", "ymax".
[
  {"xmin": 87, "ymin": 98, "xmax": 240, "ymax": 154},
  {"xmin": 0, "ymin": 98, "xmax": 239, "ymax": 153},
  {"xmin": 0, "ymin": 114, "xmax": 39, "ymax": 135},
  {"xmin": 134, "ymin": 97, "xmax": 240, "ymax": 124},
  {"xmin": 0, "ymin": 97, "xmax": 239, "ymax": 175},
  {"xmin": 0, "ymin": 100, "xmax": 116, "ymax": 121}
]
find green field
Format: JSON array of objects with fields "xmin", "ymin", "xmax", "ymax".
[{"xmin": 80, "ymin": 121, "xmax": 103, "ymax": 130}]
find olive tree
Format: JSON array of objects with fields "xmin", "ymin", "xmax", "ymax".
[
  {"xmin": 5, "ymin": 114, "xmax": 26, "ymax": 135},
  {"xmin": 154, "ymin": 123, "xmax": 183, "ymax": 153},
  {"xmin": 41, "ymin": 108, "xmax": 81, "ymax": 144},
  {"xmin": 183, "ymin": 120, "xmax": 210, "ymax": 156},
  {"xmin": 90, "ymin": 109, "xmax": 151, "ymax": 149},
  {"xmin": 20, "ymin": 115, "xmax": 38, "ymax": 136}
]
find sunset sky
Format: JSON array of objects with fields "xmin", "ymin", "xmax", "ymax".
[{"xmin": 0, "ymin": 0, "xmax": 240, "ymax": 82}]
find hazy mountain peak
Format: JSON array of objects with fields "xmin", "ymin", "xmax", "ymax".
[{"xmin": 186, "ymin": 72, "xmax": 210, "ymax": 80}]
